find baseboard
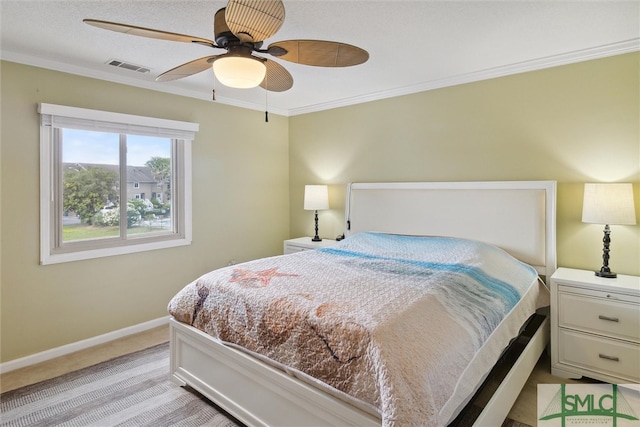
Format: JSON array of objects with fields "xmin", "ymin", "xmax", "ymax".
[{"xmin": 0, "ymin": 316, "xmax": 170, "ymax": 373}]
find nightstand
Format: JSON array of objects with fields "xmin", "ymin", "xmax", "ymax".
[
  {"xmin": 550, "ymin": 267, "xmax": 640, "ymax": 383},
  {"xmin": 283, "ymin": 237, "xmax": 338, "ymax": 254}
]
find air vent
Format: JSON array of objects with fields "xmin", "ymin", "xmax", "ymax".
[{"xmin": 106, "ymin": 59, "xmax": 151, "ymax": 74}]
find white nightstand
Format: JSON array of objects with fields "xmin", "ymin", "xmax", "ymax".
[
  {"xmin": 283, "ymin": 237, "xmax": 338, "ymax": 254},
  {"xmin": 550, "ymin": 267, "xmax": 640, "ymax": 383}
]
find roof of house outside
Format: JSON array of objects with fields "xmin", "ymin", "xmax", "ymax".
[{"xmin": 63, "ymin": 163, "xmax": 157, "ymax": 183}]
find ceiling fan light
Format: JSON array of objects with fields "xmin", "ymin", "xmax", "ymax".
[{"xmin": 213, "ymin": 56, "xmax": 266, "ymax": 89}]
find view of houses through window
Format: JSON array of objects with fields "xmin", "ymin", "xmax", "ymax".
[
  {"xmin": 40, "ymin": 102, "xmax": 196, "ymax": 264},
  {"xmin": 61, "ymin": 128, "xmax": 173, "ymax": 242}
]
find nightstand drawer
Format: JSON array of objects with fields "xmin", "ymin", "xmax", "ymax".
[
  {"xmin": 558, "ymin": 292, "xmax": 640, "ymax": 343},
  {"xmin": 558, "ymin": 329, "xmax": 640, "ymax": 382}
]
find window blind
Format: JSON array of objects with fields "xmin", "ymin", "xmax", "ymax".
[{"xmin": 38, "ymin": 103, "xmax": 199, "ymax": 139}]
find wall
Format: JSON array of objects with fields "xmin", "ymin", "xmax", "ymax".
[
  {"xmin": 2, "ymin": 53, "xmax": 638, "ymax": 363},
  {"xmin": 289, "ymin": 53, "xmax": 640, "ymax": 276},
  {"xmin": 0, "ymin": 61, "xmax": 290, "ymax": 362}
]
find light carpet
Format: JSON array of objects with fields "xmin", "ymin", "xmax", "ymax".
[
  {"xmin": 0, "ymin": 342, "xmax": 532, "ymax": 427},
  {"xmin": 0, "ymin": 343, "xmax": 240, "ymax": 427}
]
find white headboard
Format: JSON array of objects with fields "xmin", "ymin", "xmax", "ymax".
[{"xmin": 344, "ymin": 181, "xmax": 557, "ymax": 280}]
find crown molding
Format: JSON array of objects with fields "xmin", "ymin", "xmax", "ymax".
[
  {"xmin": 0, "ymin": 51, "xmax": 290, "ymax": 117},
  {"xmin": 288, "ymin": 38, "xmax": 640, "ymax": 116},
  {"xmin": 3, "ymin": 38, "xmax": 638, "ymax": 117}
]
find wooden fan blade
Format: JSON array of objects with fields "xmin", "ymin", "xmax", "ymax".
[
  {"xmin": 268, "ymin": 40, "xmax": 369, "ymax": 67},
  {"xmin": 225, "ymin": 0, "xmax": 285, "ymax": 43},
  {"xmin": 156, "ymin": 56, "xmax": 218, "ymax": 82},
  {"xmin": 83, "ymin": 19, "xmax": 216, "ymax": 48},
  {"xmin": 260, "ymin": 60, "xmax": 293, "ymax": 92}
]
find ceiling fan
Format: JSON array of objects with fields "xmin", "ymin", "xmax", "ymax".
[{"xmin": 84, "ymin": 0, "xmax": 369, "ymax": 93}]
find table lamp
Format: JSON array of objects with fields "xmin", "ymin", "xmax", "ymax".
[
  {"xmin": 304, "ymin": 185, "xmax": 329, "ymax": 242},
  {"xmin": 582, "ymin": 183, "xmax": 636, "ymax": 278}
]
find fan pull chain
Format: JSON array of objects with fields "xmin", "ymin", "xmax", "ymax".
[{"xmin": 264, "ymin": 65, "xmax": 269, "ymax": 123}]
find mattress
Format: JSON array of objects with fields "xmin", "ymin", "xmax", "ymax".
[{"xmin": 168, "ymin": 232, "xmax": 549, "ymax": 426}]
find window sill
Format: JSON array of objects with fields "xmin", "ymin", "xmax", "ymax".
[{"xmin": 40, "ymin": 237, "xmax": 191, "ymax": 265}]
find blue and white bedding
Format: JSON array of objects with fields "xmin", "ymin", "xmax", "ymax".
[{"xmin": 168, "ymin": 232, "xmax": 549, "ymax": 426}]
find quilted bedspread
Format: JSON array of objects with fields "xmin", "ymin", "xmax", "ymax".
[{"xmin": 168, "ymin": 232, "xmax": 546, "ymax": 426}]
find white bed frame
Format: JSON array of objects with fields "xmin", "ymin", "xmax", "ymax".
[{"xmin": 170, "ymin": 180, "xmax": 557, "ymax": 426}]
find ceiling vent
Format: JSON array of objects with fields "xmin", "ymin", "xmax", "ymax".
[{"xmin": 106, "ymin": 59, "xmax": 150, "ymax": 74}]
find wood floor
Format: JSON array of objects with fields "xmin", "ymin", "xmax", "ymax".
[{"xmin": 1, "ymin": 325, "xmax": 583, "ymax": 426}]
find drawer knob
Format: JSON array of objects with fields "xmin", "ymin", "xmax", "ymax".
[
  {"xmin": 598, "ymin": 315, "xmax": 619, "ymax": 322},
  {"xmin": 598, "ymin": 354, "xmax": 620, "ymax": 362}
]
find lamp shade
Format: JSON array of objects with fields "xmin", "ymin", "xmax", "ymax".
[
  {"xmin": 304, "ymin": 185, "xmax": 329, "ymax": 211},
  {"xmin": 212, "ymin": 55, "xmax": 266, "ymax": 89},
  {"xmin": 582, "ymin": 183, "xmax": 636, "ymax": 225}
]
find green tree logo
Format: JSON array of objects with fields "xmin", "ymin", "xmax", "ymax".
[{"xmin": 539, "ymin": 384, "xmax": 639, "ymax": 427}]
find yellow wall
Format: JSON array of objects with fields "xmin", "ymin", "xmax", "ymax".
[
  {"xmin": 289, "ymin": 53, "xmax": 640, "ymax": 276},
  {"xmin": 0, "ymin": 61, "xmax": 290, "ymax": 362},
  {"xmin": 2, "ymin": 53, "xmax": 639, "ymax": 363}
]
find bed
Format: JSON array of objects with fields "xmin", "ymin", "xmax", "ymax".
[{"xmin": 168, "ymin": 180, "xmax": 557, "ymax": 426}]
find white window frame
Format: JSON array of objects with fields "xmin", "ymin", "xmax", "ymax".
[{"xmin": 39, "ymin": 103, "xmax": 198, "ymax": 265}]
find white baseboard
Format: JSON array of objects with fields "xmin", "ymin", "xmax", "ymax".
[{"xmin": 0, "ymin": 316, "xmax": 170, "ymax": 374}]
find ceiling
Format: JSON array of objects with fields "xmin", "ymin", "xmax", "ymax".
[{"xmin": 1, "ymin": 1, "xmax": 638, "ymax": 116}]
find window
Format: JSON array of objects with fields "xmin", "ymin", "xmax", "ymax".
[{"xmin": 39, "ymin": 103, "xmax": 198, "ymax": 265}]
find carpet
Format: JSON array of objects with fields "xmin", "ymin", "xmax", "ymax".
[
  {"xmin": 1, "ymin": 342, "xmax": 533, "ymax": 427},
  {"xmin": 0, "ymin": 343, "xmax": 241, "ymax": 427}
]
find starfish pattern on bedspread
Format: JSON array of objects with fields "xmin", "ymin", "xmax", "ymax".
[
  {"xmin": 229, "ymin": 267, "xmax": 298, "ymax": 287},
  {"xmin": 167, "ymin": 233, "xmax": 545, "ymax": 427}
]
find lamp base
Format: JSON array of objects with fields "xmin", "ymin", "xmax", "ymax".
[
  {"xmin": 311, "ymin": 210, "xmax": 322, "ymax": 242},
  {"xmin": 595, "ymin": 224, "xmax": 617, "ymax": 279},
  {"xmin": 595, "ymin": 270, "xmax": 617, "ymax": 279}
]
